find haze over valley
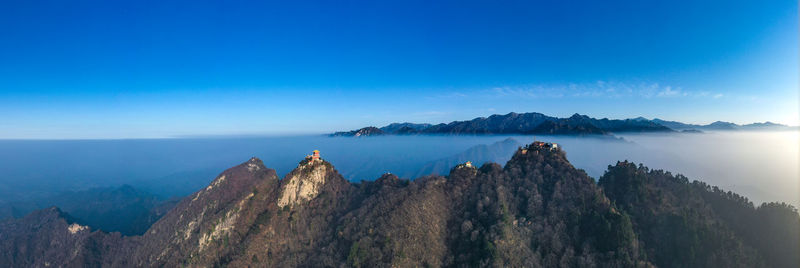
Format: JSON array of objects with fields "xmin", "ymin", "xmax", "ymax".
[{"xmin": 1, "ymin": 128, "xmax": 797, "ymax": 220}]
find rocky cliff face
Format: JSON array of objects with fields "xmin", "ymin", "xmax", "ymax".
[
  {"xmin": 278, "ymin": 159, "xmax": 332, "ymax": 208},
  {"xmin": 1, "ymin": 142, "xmax": 798, "ymax": 267},
  {"xmin": 129, "ymin": 157, "xmax": 280, "ymax": 267}
]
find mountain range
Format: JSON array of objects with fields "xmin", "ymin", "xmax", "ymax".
[
  {"xmin": 332, "ymin": 112, "xmax": 793, "ymax": 136},
  {"xmin": 647, "ymin": 118, "xmax": 791, "ymax": 131},
  {"xmin": 1, "ymin": 142, "xmax": 797, "ymax": 267}
]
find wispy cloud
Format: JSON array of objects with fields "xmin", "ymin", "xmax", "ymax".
[
  {"xmin": 428, "ymin": 92, "xmax": 468, "ymax": 99},
  {"xmin": 482, "ymin": 81, "xmax": 722, "ymax": 100},
  {"xmin": 412, "ymin": 110, "xmax": 449, "ymax": 118},
  {"xmin": 656, "ymin": 86, "xmax": 685, "ymax": 97}
]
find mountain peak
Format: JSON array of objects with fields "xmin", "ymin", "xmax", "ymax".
[
  {"xmin": 278, "ymin": 157, "xmax": 341, "ymax": 208},
  {"xmin": 245, "ymin": 156, "xmax": 264, "ymax": 171},
  {"xmin": 710, "ymin": 120, "xmax": 735, "ymax": 125},
  {"xmin": 569, "ymin": 113, "xmax": 589, "ymax": 120},
  {"xmin": 508, "ymin": 141, "xmax": 567, "ymax": 167},
  {"xmin": 374, "ymin": 173, "xmax": 404, "ymax": 187}
]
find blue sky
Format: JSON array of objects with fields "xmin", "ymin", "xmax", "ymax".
[{"xmin": 0, "ymin": 0, "xmax": 797, "ymax": 138}]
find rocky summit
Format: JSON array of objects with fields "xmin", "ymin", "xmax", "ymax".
[{"xmin": 0, "ymin": 142, "xmax": 798, "ymax": 267}]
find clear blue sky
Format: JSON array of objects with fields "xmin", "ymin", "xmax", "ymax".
[{"xmin": 0, "ymin": 0, "xmax": 797, "ymax": 139}]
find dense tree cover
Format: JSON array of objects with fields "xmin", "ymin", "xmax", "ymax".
[{"xmin": 600, "ymin": 162, "xmax": 799, "ymax": 268}]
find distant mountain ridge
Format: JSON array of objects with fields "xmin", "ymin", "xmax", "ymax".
[
  {"xmin": 651, "ymin": 118, "xmax": 792, "ymax": 131},
  {"xmin": 332, "ymin": 112, "xmax": 793, "ymax": 136},
  {"xmin": 332, "ymin": 112, "xmax": 673, "ymax": 136},
  {"xmin": 379, "ymin": 122, "xmax": 432, "ymax": 133}
]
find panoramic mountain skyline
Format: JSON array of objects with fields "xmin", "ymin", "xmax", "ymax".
[
  {"xmin": 2, "ymin": 1, "xmax": 798, "ymax": 267},
  {"xmin": 1, "ymin": 0, "xmax": 797, "ymax": 139},
  {"xmin": 331, "ymin": 111, "xmax": 797, "ymax": 137}
]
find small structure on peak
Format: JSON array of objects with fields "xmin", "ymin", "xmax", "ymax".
[
  {"xmin": 305, "ymin": 150, "xmax": 321, "ymax": 162},
  {"xmin": 531, "ymin": 141, "xmax": 559, "ymax": 152},
  {"xmin": 456, "ymin": 161, "xmax": 477, "ymax": 170}
]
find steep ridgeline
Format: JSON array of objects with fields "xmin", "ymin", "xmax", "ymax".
[
  {"xmin": 1, "ymin": 143, "xmax": 798, "ymax": 267},
  {"xmin": 126, "ymin": 145, "xmax": 644, "ymax": 267},
  {"xmin": 332, "ymin": 112, "xmax": 673, "ymax": 136},
  {"xmin": 378, "ymin": 122, "xmax": 433, "ymax": 134},
  {"xmin": 128, "ymin": 157, "xmax": 283, "ymax": 266},
  {"xmin": 330, "ymin": 123, "xmax": 435, "ymax": 137},
  {"xmin": 649, "ymin": 118, "xmax": 793, "ymax": 131},
  {"xmin": 133, "ymin": 154, "xmax": 355, "ymax": 267}
]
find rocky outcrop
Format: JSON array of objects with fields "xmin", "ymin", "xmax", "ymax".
[
  {"xmin": 130, "ymin": 156, "xmax": 280, "ymax": 267},
  {"xmin": 278, "ymin": 159, "xmax": 330, "ymax": 208}
]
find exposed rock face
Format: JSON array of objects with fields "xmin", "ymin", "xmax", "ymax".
[
  {"xmin": 278, "ymin": 159, "xmax": 330, "ymax": 208},
  {"xmin": 1, "ymin": 143, "xmax": 798, "ymax": 267},
  {"xmin": 120, "ymin": 156, "xmax": 280, "ymax": 267},
  {"xmin": 67, "ymin": 223, "xmax": 88, "ymax": 234}
]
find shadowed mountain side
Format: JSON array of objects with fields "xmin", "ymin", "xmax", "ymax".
[{"xmin": 600, "ymin": 162, "xmax": 800, "ymax": 268}]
